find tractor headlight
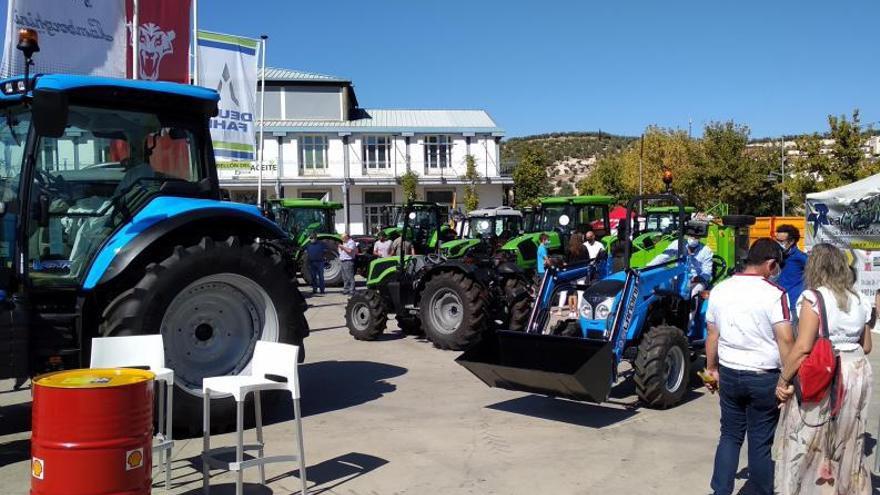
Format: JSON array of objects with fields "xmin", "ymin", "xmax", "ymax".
[
  {"xmin": 579, "ymin": 300, "xmax": 592, "ymax": 319},
  {"xmin": 594, "ymin": 297, "xmax": 615, "ymax": 320}
]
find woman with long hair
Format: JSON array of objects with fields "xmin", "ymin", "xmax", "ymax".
[
  {"xmin": 567, "ymin": 232, "xmax": 588, "ymax": 263},
  {"xmin": 774, "ymin": 243, "xmax": 874, "ymax": 494}
]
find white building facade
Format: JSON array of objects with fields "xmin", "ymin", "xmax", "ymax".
[{"xmin": 220, "ymin": 68, "xmax": 511, "ymax": 235}]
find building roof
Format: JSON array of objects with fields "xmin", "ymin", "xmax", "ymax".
[
  {"xmin": 264, "ymin": 109, "xmax": 504, "ymax": 135},
  {"xmin": 260, "ymin": 67, "xmax": 350, "ymax": 83}
]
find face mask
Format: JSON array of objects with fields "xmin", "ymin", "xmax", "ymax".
[
  {"xmin": 686, "ymin": 237, "xmax": 699, "ymax": 248},
  {"xmin": 778, "ymin": 241, "xmax": 788, "ymax": 250},
  {"xmin": 769, "ymin": 261, "xmax": 781, "ymax": 281}
]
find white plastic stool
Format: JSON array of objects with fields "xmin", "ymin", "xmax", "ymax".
[
  {"xmin": 90, "ymin": 335, "xmax": 174, "ymax": 490},
  {"xmin": 201, "ymin": 341, "xmax": 307, "ymax": 495}
]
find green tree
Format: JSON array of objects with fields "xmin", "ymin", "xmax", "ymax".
[
  {"xmin": 692, "ymin": 121, "xmax": 775, "ymax": 214},
  {"xmin": 783, "ymin": 110, "xmax": 866, "ymax": 214},
  {"xmin": 400, "ymin": 170, "xmax": 419, "ymax": 202},
  {"xmin": 577, "ymin": 154, "xmax": 627, "ymax": 199},
  {"xmin": 512, "ymin": 148, "xmax": 549, "ymax": 207},
  {"xmin": 461, "ymin": 154, "xmax": 480, "ymax": 212}
]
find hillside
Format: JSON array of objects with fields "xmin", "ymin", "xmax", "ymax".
[{"xmin": 501, "ymin": 132, "xmax": 636, "ymax": 195}]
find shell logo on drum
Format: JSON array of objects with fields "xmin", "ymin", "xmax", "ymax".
[
  {"xmin": 125, "ymin": 448, "xmax": 144, "ymax": 471},
  {"xmin": 31, "ymin": 457, "xmax": 44, "ymax": 480}
]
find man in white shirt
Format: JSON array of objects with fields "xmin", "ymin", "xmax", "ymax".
[
  {"xmin": 582, "ymin": 230, "xmax": 605, "ymax": 263},
  {"xmin": 339, "ymin": 233, "xmax": 357, "ymax": 295},
  {"xmin": 373, "ymin": 232, "xmax": 392, "ymax": 258},
  {"xmin": 705, "ymin": 238, "xmax": 794, "ymax": 495}
]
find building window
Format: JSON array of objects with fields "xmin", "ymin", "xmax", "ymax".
[
  {"xmin": 424, "ymin": 135, "xmax": 452, "ymax": 169},
  {"xmin": 363, "ymin": 190, "xmax": 394, "ymax": 234},
  {"xmin": 301, "ymin": 135, "xmax": 327, "ymax": 172},
  {"xmin": 363, "ymin": 136, "xmax": 392, "ymax": 171}
]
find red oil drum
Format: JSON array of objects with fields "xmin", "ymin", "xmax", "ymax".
[{"xmin": 31, "ymin": 368, "xmax": 155, "ymax": 495}]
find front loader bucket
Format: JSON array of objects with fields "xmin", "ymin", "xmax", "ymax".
[{"xmin": 456, "ymin": 330, "xmax": 615, "ymax": 404}]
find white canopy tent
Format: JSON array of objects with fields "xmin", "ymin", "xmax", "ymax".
[{"xmin": 806, "ymin": 173, "xmax": 880, "ymax": 298}]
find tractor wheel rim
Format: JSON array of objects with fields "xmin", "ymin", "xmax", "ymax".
[
  {"xmin": 324, "ymin": 253, "xmax": 342, "ymax": 280},
  {"xmin": 429, "ymin": 288, "xmax": 464, "ymax": 335},
  {"xmin": 350, "ymin": 301, "xmax": 371, "ymax": 331},
  {"xmin": 664, "ymin": 345, "xmax": 686, "ymax": 393},
  {"xmin": 161, "ymin": 273, "xmax": 279, "ymax": 397}
]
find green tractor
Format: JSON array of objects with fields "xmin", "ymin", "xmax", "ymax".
[
  {"xmin": 500, "ymin": 196, "xmax": 616, "ymax": 270},
  {"xmin": 441, "ymin": 206, "xmax": 523, "ymax": 259},
  {"xmin": 376, "ymin": 203, "xmax": 456, "ymax": 250},
  {"xmin": 264, "ymin": 198, "xmax": 352, "ymax": 286},
  {"xmin": 346, "ymin": 202, "xmax": 532, "ymax": 350}
]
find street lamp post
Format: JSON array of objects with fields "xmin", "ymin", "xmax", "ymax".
[{"xmin": 780, "ymin": 136, "xmax": 785, "ymax": 216}]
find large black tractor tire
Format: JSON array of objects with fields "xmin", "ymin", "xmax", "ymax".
[
  {"xmin": 503, "ymin": 278, "xmax": 532, "ymax": 332},
  {"xmin": 346, "ymin": 289, "xmax": 388, "ymax": 340},
  {"xmin": 302, "ymin": 239, "xmax": 343, "ymax": 287},
  {"xmin": 100, "ymin": 236, "xmax": 308, "ymax": 433},
  {"xmin": 721, "ymin": 215, "xmax": 756, "ymax": 228},
  {"xmin": 633, "ymin": 325, "xmax": 691, "ymax": 409},
  {"xmin": 419, "ymin": 271, "xmax": 488, "ymax": 350},
  {"xmin": 396, "ymin": 315, "xmax": 423, "ymax": 335}
]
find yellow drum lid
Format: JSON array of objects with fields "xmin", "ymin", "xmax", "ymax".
[{"xmin": 35, "ymin": 368, "xmax": 155, "ymax": 389}]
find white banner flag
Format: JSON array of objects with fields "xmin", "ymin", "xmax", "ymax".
[
  {"xmin": 196, "ymin": 30, "xmax": 260, "ymax": 177},
  {"xmin": 1, "ymin": 0, "xmax": 127, "ymax": 78}
]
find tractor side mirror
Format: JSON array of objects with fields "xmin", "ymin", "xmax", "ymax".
[{"xmin": 32, "ymin": 89, "xmax": 69, "ymax": 138}]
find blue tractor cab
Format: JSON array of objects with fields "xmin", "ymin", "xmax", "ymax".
[
  {"xmin": 0, "ymin": 31, "xmax": 308, "ymax": 429},
  {"xmin": 458, "ymin": 193, "xmax": 750, "ymax": 409}
]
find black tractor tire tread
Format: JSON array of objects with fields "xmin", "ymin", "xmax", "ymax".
[
  {"xmin": 503, "ymin": 278, "xmax": 532, "ymax": 332},
  {"xmin": 420, "ymin": 270, "xmax": 488, "ymax": 351},
  {"xmin": 346, "ymin": 290, "xmax": 388, "ymax": 340},
  {"xmin": 99, "ymin": 235, "xmax": 307, "ymax": 434},
  {"xmin": 633, "ymin": 325, "xmax": 691, "ymax": 409}
]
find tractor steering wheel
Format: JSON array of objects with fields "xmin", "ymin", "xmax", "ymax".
[{"xmin": 426, "ymin": 253, "xmax": 447, "ymax": 265}]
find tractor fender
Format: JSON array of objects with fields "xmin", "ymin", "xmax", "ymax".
[
  {"xmin": 84, "ymin": 197, "xmax": 285, "ymax": 290},
  {"xmin": 415, "ymin": 260, "xmax": 479, "ymax": 292}
]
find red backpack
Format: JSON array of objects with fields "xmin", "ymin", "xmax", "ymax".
[{"xmin": 794, "ymin": 290, "xmax": 841, "ymax": 406}]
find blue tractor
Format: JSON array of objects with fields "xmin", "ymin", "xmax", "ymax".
[
  {"xmin": 458, "ymin": 193, "xmax": 750, "ymax": 409},
  {"xmin": 0, "ymin": 31, "xmax": 308, "ymax": 428}
]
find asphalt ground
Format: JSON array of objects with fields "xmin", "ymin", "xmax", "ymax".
[{"xmin": 2, "ymin": 284, "xmax": 880, "ymax": 494}]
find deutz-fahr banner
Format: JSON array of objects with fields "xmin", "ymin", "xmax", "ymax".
[
  {"xmin": 196, "ymin": 30, "xmax": 260, "ymax": 177},
  {"xmin": 806, "ymin": 173, "xmax": 880, "ymax": 298}
]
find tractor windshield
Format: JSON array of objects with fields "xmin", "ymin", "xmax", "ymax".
[
  {"xmin": 281, "ymin": 207, "xmax": 334, "ymax": 236},
  {"xmin": 539, "ymin": 204, "xmax": 609, "ymax": 237},
  {"xmin": 26, "ymin": 104, "xmax": 207, "ymax": 287},
  {"xmin": 643, "ymin": 212, "xmax": 681, "ymax": 234},
  {"xmin": 467, "ymin": 216, "xmax": 522, "ymax": 240}
]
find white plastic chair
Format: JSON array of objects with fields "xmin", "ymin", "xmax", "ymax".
[
  {"xmin": 90, "ymin": 335, "xmax": 174, "ymax": 490},
  {"xmin": 201, "ymin": 341, "xmax": 307, "ymax": 495}
]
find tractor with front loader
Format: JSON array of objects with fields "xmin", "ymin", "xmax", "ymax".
[
  {"xmin": 457, "ymin": 192, "xmax": 755, "ymax": 409},
  {"xmin": 0, "ymin": 30, "xmax": 308, "ymax": 429},
  {"xmin": 346, "ymin": 201, "xmax": 532, "ymax": 350}
]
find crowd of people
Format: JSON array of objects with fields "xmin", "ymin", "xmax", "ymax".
[{"xmin": 704, "ymin": 226, "xmax": 874, "ymax": 495}]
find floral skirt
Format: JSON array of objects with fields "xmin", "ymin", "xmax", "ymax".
[{"xmin": 773, "ymin": 347, "xmax": 873, "ymax": 495}]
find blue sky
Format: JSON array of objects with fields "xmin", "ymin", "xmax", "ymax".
[{"xmin": 4, "ymin": 1, "xmax": 879, "ymax": 138}]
